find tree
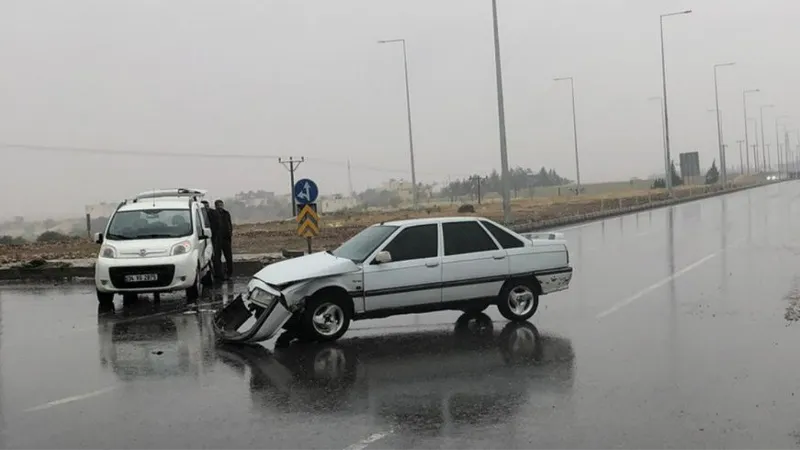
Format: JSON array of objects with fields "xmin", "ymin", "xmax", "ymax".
[{"xmin": 705, "ymin": 159, "xmax": 719, "ymax": 185}]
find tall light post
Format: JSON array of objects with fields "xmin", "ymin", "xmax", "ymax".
[
  {"xmin": 554, "ymin": 76, "xmax": 581, "ymax": 194},
  {"xmin": 776, "ymin": 115, "xmax": 789, "ymax": 176},
  {"xmin": 742, "ymin": 89, "xmax": 759, "ymax": 173},
  {"xmin": 378, "ymin": 38, "xmax": 418, "ymax": 208},
  {"xmin": 748, "ymin": 117, "xmax": 759, "ymax": 172},
  {"xmin": 736, "ymin": 139, "xmax": 745, "ymax": 174},
  {"xmin": 659, "ymin": 9, "xmax": 692, "ymax": 194},
  {"xmin": 649, "ymin": 96, "xmax": 667, "ymax": 174},
  {"xmin": 489, "ymin": 0, "xmax": 511, "ymax": 223},
  {"xmin": 760, "ymin": 104, "xmax": 774, "ymax": 171},
  {"xmin": 713, "ymin": 62, "xmax": 735, "ymax": 186}
]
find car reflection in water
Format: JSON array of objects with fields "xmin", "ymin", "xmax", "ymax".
[
  {"xmin": 217, "ymin": 313, "xmax": 575, "ymax": 435},
  {"xmin": 97, "ymin": 299, "xmax": 218, "ymax": 382}
]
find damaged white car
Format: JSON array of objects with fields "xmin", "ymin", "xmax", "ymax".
[{"xmin": 213, "ymin": 216, "xmax": 573, "ymax": 344}]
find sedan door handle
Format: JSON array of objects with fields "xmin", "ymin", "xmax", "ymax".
[
  {"xmin": 425, "ymin": 262, "xmax": 440, "ymax": 268},
  {"xmin": 493, "ymin": 255, "xmax": 507, "ymax": 260}
]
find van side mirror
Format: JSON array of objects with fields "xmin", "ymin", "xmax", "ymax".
[
  {"xmin": 94, "ymin": 233, "xmax": 103, "ymax": 244},
  {"xmin": 374, "ymin": 251, "xmax": 392, "ymax": 264}
]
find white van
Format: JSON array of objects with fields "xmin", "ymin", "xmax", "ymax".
[{"xmin": 94, "ymin": 188, "xmax": 216, "ymax": 305}]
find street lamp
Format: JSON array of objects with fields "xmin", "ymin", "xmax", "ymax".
[
  {"xmin": 776, "ymin": 115, "xmax": 790, "ymax": 176},
  {"xmin": 378, "ymin": 38, "xmax": 418, "ymax": 208},
  {"xmin": 490, "ymin": 0, "xmax": 511, "ymax": 223},
  {"xmin": 742, "ymin": 89, "xmax": 759, "ymax": 174},
  {"xmin": 554, "ymin": 76, "xmax": 581, "ymax": 194},
  {"xmin": 713, "ymin": 62, "xmax": 735, "ymax": 186},
  {"xmin": 760, "ymin": 104, "xmax": 774, "ymax": 171},
  {"xmin": 659, "ymin": 9, "xmax": 692, "ymax": 193},
  {"xmin": 736, "ymin": 139, "xmax": 745, "ymax": 174},
  {"xmin": 748, "ymin": 117, "xmax": 759, "ymax": 172},
  {"xmin": 649, "ymin": 96, "xmax": 667, "ymax": 174}
]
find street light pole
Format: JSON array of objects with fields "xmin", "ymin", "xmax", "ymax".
[
  {"xmin": 378, "ymin": 38, "xmax": 418, "ymax": 208},
  {"xmin": 713, "ymin": 62, "xmax": 735, "ymax": 186},
  {"xmin": 659, "ymin": 9, "xmax": 692, "ymax": 194},
  {"xmin": 776, "ymin": 115, "xmax": 789, "ymax": 177},
  {"xmin": 742, "ymin": 89, "xmax": 759, "ymax": 174},
  {"xmin": 554, "ymin": 76, "xmax": 581, "ymax": 194},
  {"xmin": 736, "ymin": 139, "xmax": 745, "ymax": 175},
  {"xmin": 760, "ymin": 104, "xmax": 774, "ymax": 171},
  {"xmin": 490, "ymin": 0, "xmax": 511, "ymax": 223}
]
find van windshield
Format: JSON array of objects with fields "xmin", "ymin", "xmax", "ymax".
[
  {"xmin": 106, "ymin": 209, "xmax": 193, "ymax": 240},
  {"xmin": 331, "ymin": 225, "xmax": 398, "ymax": 263}
]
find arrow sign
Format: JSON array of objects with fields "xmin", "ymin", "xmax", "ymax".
[
  {"xmin": 296, "ymin": 203, "xmax": 319, "ymax": 237},
  {"xmin": 294, "ymin": 178, "xmax": 319, "ymax": 205}
]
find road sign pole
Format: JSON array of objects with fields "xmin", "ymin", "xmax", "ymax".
[{"xmin": 306, "ymin": 236, "xmax": 312, "ymax": 254}]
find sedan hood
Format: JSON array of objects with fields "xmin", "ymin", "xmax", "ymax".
[{"xmin": 252, "ymin": 251, "xmax": 360, "ymax": 287}]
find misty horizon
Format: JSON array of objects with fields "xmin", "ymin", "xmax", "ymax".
[{"xmin": 2, "ymin": 0, "xmax": 798, "ymax": 221}]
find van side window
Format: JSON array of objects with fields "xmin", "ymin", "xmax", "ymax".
[{"xmin": 194, "ymin": 209, "xmax": 203, "ymax": 235}]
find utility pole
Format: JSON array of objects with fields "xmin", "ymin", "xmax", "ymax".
[
  {"xmin": 751, "ymin": 143, "xmax": 758, "ymax": 172},
  {"xmin": 279, "ymin": 156, "xmax": 304, "ymax": 216},
  {"xmin": 491, "ymin": 0, "xmax": 512, "ymax": 223},
  {"xmin": 737, "ymin": 139, "xmax": 745, "ymax": 175},
  {"xmin": 347, "ymin": 158, "xmax": 354, "ymax": 197}
]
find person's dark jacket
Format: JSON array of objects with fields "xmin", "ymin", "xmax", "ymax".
[
  {"xmin": 206, "ymin": 208, "xmax": 221, "ymax": 239},
  {"xmin": 218, "ymin": 209, "xmax": 233, "ymax": 241}
]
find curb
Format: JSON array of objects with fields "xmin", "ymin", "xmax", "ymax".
[{"xmin": 0, "ymin": 180, "xmax": 782, "ymax": 283}]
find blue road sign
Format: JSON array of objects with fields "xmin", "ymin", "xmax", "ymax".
[{"xmin": 294, "ymin": 178, "xmax": 319, "ymax": 205}]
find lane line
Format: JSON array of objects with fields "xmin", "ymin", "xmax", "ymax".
[
  {"xmin": 24, "ymin": 386, "xmax": 117, "ymax": 413},
  {"xmin": 595, "ymin": 253, "xmax": 718, "ymax": 319},
  {"xmin": 343, "ymin": 430, "xmax": 393, "ymax": 450}
]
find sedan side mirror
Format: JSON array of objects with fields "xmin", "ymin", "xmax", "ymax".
[
  {"xmin": 94, "ymin": 232, "xmax": 103, "ymax": 244},
  {"xmin": 374, "ymin": 250, "xmax": 392, "ymax": 264}
]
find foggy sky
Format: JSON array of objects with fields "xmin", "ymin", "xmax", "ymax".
[{"xmin": 1, "ymin": 0, "xmax": 798, "ymax": 220}]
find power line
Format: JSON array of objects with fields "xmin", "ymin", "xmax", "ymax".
[{"xmin": 0, "ymin": 142, "xmax": 473, "ymax": 178}]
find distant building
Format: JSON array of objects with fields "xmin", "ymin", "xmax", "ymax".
[
  {"xmin": 320, "ymin": 195, "xmax": 359, "ymax": 213},
  {"xmin": 233, "ymin": 190, "xmax": 276, "ymax": 207}
]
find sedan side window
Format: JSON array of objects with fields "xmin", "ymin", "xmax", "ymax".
[
  {"xmin": 443, "ymin": 221, "xmax": 499, "ymax": 256},
  {"xmin": 381, "ymin": 224, "xmax": 438, "ymax": 262}
]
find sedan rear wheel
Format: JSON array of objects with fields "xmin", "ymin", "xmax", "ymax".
[{"xmin": 497, "ymin": 279, "xmax": 539, "ymax": 322}]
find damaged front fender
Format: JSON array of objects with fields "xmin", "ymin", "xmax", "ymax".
[{"xmin": 213, "ymin": 281, "xmax": 297, "ymax": 344}]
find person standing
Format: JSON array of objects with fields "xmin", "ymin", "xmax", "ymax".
[
  {"xmin": 214, "ymin": 199, "xmax": 234, "ymax": 280},
  {"xmin": 202, "ymin": 200, "xmax": 223, "ymax": 279}
]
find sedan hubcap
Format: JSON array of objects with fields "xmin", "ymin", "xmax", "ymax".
[
  {"xmin": 312, "ymin": 303, "xmax": 345, "ymax": 336},
  {"xmin": 508, "ymin": 286, "xmax": 534, "ymax": 316}
]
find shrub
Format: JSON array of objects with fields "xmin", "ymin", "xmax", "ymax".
[
  {"xmin": 0, "ymin": 235, "xmax": 26, "ymax": 245},
  {"xmin": 36, "ymin": 231, "xmax": 74, "ymax": 243}
]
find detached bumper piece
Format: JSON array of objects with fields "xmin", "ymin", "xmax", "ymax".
[{"xmin": 213, "ymin": 293, "xmax": 292, "ymax": 344}]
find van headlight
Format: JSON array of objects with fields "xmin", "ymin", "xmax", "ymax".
[
  {"xmin": 100, "ymin": 245, "xmax": 116, "ymax": 259},
  {"xmin": 170, "ymin": 241, "xmax": 192, "ymax": 256}
]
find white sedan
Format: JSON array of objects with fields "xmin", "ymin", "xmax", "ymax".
[{"xmin": 213, "ymin": 216, "xmax": 573, "ymax": 344}]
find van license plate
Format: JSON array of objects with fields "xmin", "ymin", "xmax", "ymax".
[{"xmin": 125, "ymin": 274, "xmax": 158, "ymax": 282}]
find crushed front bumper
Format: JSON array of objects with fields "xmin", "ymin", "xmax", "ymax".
[{"xmin": 213, "ymin": 290, "xmax": 294, "ymax": 344}]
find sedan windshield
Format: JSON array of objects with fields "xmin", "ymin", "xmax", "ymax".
[
  {"xmin": 106, "ymin": 209, "xmax": 193, "ymax": 240},
  {"xmin": 332, "ymin": 225, "xmax": 398, "ymax": 263}
]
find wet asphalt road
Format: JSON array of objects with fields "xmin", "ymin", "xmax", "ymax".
[{"xmin": 2, "ymin": 182, "xmax": 800, "ymax": 449}]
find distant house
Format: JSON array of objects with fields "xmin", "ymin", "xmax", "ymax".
[
  {"xmin": 234, "ymin": 190, "xmax": 276, "ymax": 207},
  {"xmin": 320, "ymin": 195, "xmax": 358, "ymax": 213}
]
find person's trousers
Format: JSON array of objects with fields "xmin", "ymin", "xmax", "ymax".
[
  {"xmin": 219, "ymin": 239, "xmax": 233, "ymax": 278},
  {"xmin": 212, "ymin": 239, "xmax": 223, "ymax": 278}
]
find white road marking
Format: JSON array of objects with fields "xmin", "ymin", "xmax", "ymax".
[
  {"xmin": 24, "ymin": 386, "xmax": 117, "ymax": 413},
  {"xmin": 343, "ymin": 430, "xmax": 393, "ymax": 450},
  {"xmin": 596, "ymin": 253, "xmax": 718, "ymax": 319}
]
